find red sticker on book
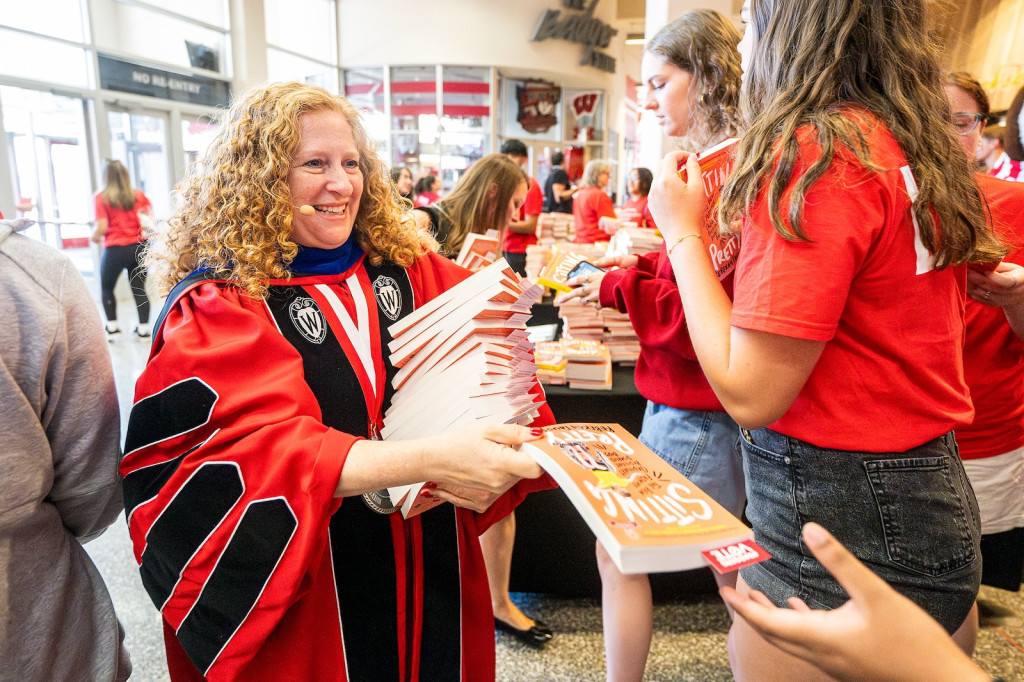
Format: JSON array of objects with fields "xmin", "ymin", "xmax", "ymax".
[{"xmin": 702, "ymin": 539, "xmax": 771, "ymax": 574}]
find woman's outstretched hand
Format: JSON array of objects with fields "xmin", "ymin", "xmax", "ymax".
[{"xmin": 719, "ymin": 523, "xmax": 989, "ymax": 682}]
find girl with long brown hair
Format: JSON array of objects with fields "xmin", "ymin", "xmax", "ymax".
[
  {"xmin": 649, "ymin": 0, "xmax": 1003, "ymax": 679},
  {"xmin": 559, "ymin": 9, "xmax": 745, "ymax": 680}
]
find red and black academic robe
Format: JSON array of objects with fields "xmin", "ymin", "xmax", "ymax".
[{"xmin": 120, "ymin": 252, "xmax": 553, "ymax": 682}]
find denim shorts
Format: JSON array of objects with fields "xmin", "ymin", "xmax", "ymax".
[
  {"xmin": 739, "ymin": 427, "xmax": 981, "ymax": 634},
  {"xmin": 638, "ymin": 403, "xmax": 746, "ymax": 518}
]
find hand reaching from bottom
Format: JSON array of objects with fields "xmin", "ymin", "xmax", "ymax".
[{"xmin": 719, "ymin": 523, "xmax": 990, "ymax": 682}]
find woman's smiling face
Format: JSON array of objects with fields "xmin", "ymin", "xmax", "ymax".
[{"xmin": 288, "ymin": 109, "xmax": 364, "ymax": 249}]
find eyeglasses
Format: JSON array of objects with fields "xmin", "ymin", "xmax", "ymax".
[{"xmin": 952, "ymin": 112, "xmax": 986, "ymax": 136}]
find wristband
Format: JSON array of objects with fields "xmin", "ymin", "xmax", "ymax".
[{"xmin": 668, "ymin": 233, "xmax": 701, "ymax": 255}]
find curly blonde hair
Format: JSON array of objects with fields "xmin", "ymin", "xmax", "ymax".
[{"xmin": 147, "ymin": 82, "xmax": 433, "ymax": 298}]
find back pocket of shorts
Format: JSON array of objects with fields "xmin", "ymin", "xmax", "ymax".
[{"xmin": 864, "ymin": 456, "xmax": 976, "ymax": 577}]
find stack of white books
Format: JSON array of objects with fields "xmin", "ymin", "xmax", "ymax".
[
  {"xmin": 606, "ymin": 226, "xmax": 662, "ymax": 257},
  {"xmin": 382, "ymin": 258, "xmax": 547, "ymax": 516},
  {"xmin": 454, "ymin": 229, "xmax": 500, "ymax": 271}
]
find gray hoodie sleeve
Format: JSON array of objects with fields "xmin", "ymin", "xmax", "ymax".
[{"xmin": 42, "ymin": 257, "xmax": 124, "ymax": 542}]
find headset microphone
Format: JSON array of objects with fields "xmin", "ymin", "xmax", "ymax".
[{"xmin": 298, "ymin": 205, "xmax": 316, "ymax": 216}]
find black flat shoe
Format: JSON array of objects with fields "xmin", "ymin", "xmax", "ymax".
[{"xmin": 494, "ymin": 617, "xmax": 553, "ymax": 648}]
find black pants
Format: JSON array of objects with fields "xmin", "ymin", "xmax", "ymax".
[
  {"xmin": 100, "ymin": 242, "xmax": 150, "ymax": 324},
  {"xmin": 502, "ymin": 251, "xmax": 528, "ymax": 277}
]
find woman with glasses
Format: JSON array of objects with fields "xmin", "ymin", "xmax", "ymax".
[
  {"xmin": 944, "ymin": 71, "xmax": 1024, "ymax": 600},
  {"xmin": 650, "ymin": 0, "xmax": 1004, "ymax": 679}
]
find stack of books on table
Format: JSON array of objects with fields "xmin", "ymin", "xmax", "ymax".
[
  {"xmin": 454, "ymin": 229, "xmax": 500, "ymax": 271},
  {"xmin": 537, "ymin": 212, "xmax": 574, "ymax": 243},
  {"xmin": 381, "ymin": 258, "xmax": 547, "ymax": 516},
  {"xmin": 601, "ymin": 308, "xmax": 640, "ymax": 364},
  {"xmin": 534, "ymin": 340, "xmax": 567, "ymax": 385},
  {"xmin": 606, "ymin": 227, "xmax": 662, "ymax": 257},
  {"xmin": 525, "ymin": 244, "xmax": 552, "ymax": 281},
  {"xmin": 521, "ymin": 423, "xmax": 766, "ymax": 575},
  {"xmin": 557, "ymin": 298, "xmax": 605, "ymax": 341},
  {"xmin": 562, "ymin": 338, "xmax": 612, "ymax": 390}
]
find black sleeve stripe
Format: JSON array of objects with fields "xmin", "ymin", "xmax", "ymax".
[
  {"xmin": 175, "ymin": 497, "xmax": 298, "ymax": 675},
  {"xmin": 123, "ymin": 428, "xmax": 220, "ymax": 521},
  {"xmin": 139, "ymin": 462, "xmax": 244, "ymax": 610},
  {"xmin": 124, "ymin": 377, "xmax": 219, "ymax": 456}
]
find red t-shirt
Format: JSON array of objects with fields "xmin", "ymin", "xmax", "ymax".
[
  {"xmin": 989, "ymin": 152, "xmax": 1024, "ymax": 183},
  {"xmin": 95, "ymin": 190, "xmax": 151, "ymax": 247},
  {"xmin": 573, "ymin": 186, "xmax": 615, "ymax": 244},
  {"xmin": 414, "ymin": 192, "xmax": 440, "ymax": 207},
  {"xmin": 958, "ymin": 174, "xmax": 1024, "ymax": 459},
  {"xmin": 619, "ymin": 196, "xmax": 657, "ymax": 230},
  {"xmin": 731, "ymin": 109, "xmax": 973, "ymax": 452},
  {"xmin": 501, "ymin": 175, "xmax": 543, "ymax": 254}
]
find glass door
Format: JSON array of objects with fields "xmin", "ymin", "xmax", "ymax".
[{"xmin": 106, "ymin": 108, "xmax": 172, "ymax": 221}]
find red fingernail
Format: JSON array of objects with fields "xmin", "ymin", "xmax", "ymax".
[
  {"xmin": 531, "ymin": 428, "xmax": 544, "ymax": 436},
  {"xmin": 424, "ymin": 482, "xmax": 438, "ymax": 489},
  {"xmin": 419, "ymin": 489, "xmax": 432, "ymax": 498}
]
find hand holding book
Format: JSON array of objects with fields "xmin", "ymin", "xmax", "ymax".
[{"xmin": 415, "ymin": 424, "xmax": 546, "ymax": 512}]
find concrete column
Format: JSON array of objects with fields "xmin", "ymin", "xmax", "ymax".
[
  {"xmin": 229, "ymin": 0, "xmax": 269, "ymax": 94},
  {"xmin": 636, "ymin": 0, "xmax": 738, "ymax": 171}
]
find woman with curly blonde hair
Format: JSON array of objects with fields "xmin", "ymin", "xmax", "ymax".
[
  {"xmin": 651, "ymin": 0, "xmax": 1004, "ymax": 679},
  {"xmin": 123, "ymin": 82, "xmax": 551, "ymax": 682}
]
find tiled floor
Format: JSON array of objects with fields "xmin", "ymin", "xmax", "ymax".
[{"xmin": 85, "ymin": 294, "xmax": 1024, "ymax": 681}]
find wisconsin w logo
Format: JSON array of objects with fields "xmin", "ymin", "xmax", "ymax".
[
  {"xmin": 373, "ymin": 275, "xmax": 402, "ymax": 321},
  {"xmin": 288, "ymin": 297, "xmax": 327, "ymax": 344}
]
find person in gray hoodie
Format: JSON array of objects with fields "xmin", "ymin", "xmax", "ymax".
[{"xmin": 0, "ymin": 217, "xmax": 130, "ymax": 682}]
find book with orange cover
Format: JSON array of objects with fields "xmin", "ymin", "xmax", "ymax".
[
  {"xmin": 677, "ymin": 137, "xmax": 742, "ymax": 280},
  {"xmin": 535, "ymin": 248, "xmax": 595, "ymax": 293},
  {"xmin": 521, "ymin": 423, "xmax": 765, "ymax": 574}
]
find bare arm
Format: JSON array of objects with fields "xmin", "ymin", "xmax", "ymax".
[
  {"xmin": 648, "ymin": 152, "xmax": 824, "ymax": 429},
  {"xmin": 336, "ymin": 424, "xmax": 545, "ymax": 512},
  {"xmin": 91, "ymin": 218, "xmax": 108, "ymax": 244},
  {"xmin": 507, "ymin": 214, "xmax": 538, "ymax": 235},
  {"xmin": 552, "ymin": 182, "xmax": 577, "ymax": 202}
]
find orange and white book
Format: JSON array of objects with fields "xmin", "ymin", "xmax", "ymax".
[
  {"xmin": 677, "ymin": 137, "xmax": 742, "ymax": 279},
  {"xmin": 381, "ymin": 258, "xmax": 547, "ymax": 517},
  {"xmin": 455, "ymin": 229, "xmax": 501, "ymax": 271},
  {"xmin": 521, "ymin": 423, "xmax": 767, "ymax": 574}
]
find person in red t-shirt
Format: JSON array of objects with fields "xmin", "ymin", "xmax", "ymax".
[
  {"xmin": 413, "ymin": 173, "xmax": 441, "ymax": 207},
  {"xmin": 618, "ymin": 167, "xmax": 658, "ymax": 230},
  {"xmin": 650, "ymin": 1, "xmax": 1004, "ymax": 680},
  {"xmin": 945, "ymin": 72, "xmax": 1024, "ymax": 595},
  {"xmin": 91, "ymin": 159, "xmax": 154, "ymax": 338},
  {"xmin": 499, "ymin": 139, "xmax": 543, "ymax": 276},
  {"xmin": 556, "ymin": 10, "xmax": 744, "ymax": 680},
  {"xmin": 572, "ymin": 159, "xmax": 616, "ymax": 243}
]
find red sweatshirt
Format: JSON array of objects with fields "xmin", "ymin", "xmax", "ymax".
[{"xmin": 599, "ymin": 244, "xmax": 732, "ymax": 412}]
